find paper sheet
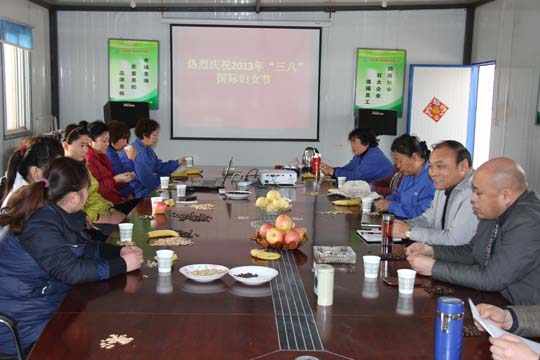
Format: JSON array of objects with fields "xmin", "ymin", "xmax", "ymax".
[
  {"xmin": 468, "ymin": 298, "xmax": 540, "ymax": 353},
  {"xmin": 356, "ymin": 229, "xmax": 402, "ymax": 243}
]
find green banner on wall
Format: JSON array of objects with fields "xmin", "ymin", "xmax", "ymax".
[
  {"xmin": 109, "ymin": 39, "xmax": 159, "ymax": 109},
  {"xmin": 354, "ymin": 49, "xmax": 406, "ymax": 117}
]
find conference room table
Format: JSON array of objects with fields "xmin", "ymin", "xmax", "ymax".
[{"xmin": 29, "ymin": 168, "xmax": 509, "ymax": 359}]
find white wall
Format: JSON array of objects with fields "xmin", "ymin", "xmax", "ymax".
[
  {"xmin": 0, "ymin": 0, "xmax": 51, "ymax": 171},
  {"xmin": 472, "ymin": 0, "xmax": 540, "ymax": 192},
  {"xmin": 57, "ymin": 9, "xmax": 465, "ymax": 167}
]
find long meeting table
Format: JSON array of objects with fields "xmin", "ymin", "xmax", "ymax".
[{"xmin": 29, "ymin": 168, "xmax": 509, "ymax": 359}]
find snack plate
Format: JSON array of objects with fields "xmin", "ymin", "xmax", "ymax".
[
  {"xmin": 179, "ymin": 264, "xmax": 229, "ymax": 283},
  {"xmin": 228, "ymin": 266, "xmax": 279, "ymax": 286}
]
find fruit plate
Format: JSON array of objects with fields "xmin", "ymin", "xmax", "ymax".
[
  {"xmin": 258, "ymin": 200, "xmax": 292, "ymax": 222},
  {"xmin": 179, "ymin": 264, "xmax": 229, "ymax": 283},
  {"xmin": 228, "ymin": 266, "xmax": 279, "ymax": 286},
  {"xmin": 252, "ymin": 233, "xmax": 308, "ymax": 250}
]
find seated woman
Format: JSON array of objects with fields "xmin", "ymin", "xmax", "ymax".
[
  {"xmin": 63, "ymin": 123, "xmax": 125, "ymax": 225},
  {"xmin": 106, "ymin": 120, "xmax": 139, "ymax": 198},
  {"xmin": 85, "ymin": 121, "xmax": 140, "ymax": 214},
  {"xmin": 121, "ymin": 118, "xmax": 185, "ymax": 198},
  {"xmin": 1, "ymin": 136, "xmax": 64, "ymax": 207},
  {"xmin": 320, "ymin": 128, "xmax": 393, "ymax": 182},
  {"xmin": 0, "ymin": 157, "xmax": 143, "ymax": 357},
  {"xmin": 374, "ymin": 134, "xmax": 435, "ymax": 219}
]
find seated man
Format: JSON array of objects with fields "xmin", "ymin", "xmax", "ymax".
[
  {"xmin": 406, "ymin": 157, "xmax": 540, "ymax": 305},
  {"xmin": 320, "ymin": 128, "xmax": 393, "ymax": 182},
  {"xmin": 393, "ymin": 140, "xmax": 478, "ymax": 245}
]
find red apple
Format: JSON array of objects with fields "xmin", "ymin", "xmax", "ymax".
[
  {"xmin": 284, "ymin": 230, "xmax": 301, "ymax": 245},
  {"xmin": 151, "ymin": 214, "xmax": 168, "ymax": 227},
  {"xmin": 275, "ymin": 214, "xmax": 294, "ymax": 232},
  {"xmin": 258, "ymin": 223, "xmax": 274, "ymax": 238},
  {"xmin": 266, "ymin": 227, "xmax": 283, "ymax": 246},
  {"xmin": 153, "ymin": 201, "xmax": 168, "ymax": 215},
  {"xmin": 292, "ymin": 227, "xmax": 307, "ymax": 239}
]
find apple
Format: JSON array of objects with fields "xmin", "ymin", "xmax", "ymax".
[
  {"xmin": 151, "ymin": 214, "xmax": 168, "ymax": 227},
  {"xmin": 284, "ymin": 230, "xmax": 301, "ymax": 245},
  {"xmin": 258, "ymin": 223, "xmax": 274, "ymax": 238},
  {"xmin": 265, "ymin": 227, "xmax": 283, "ymax": 246},
  {"xmin": 292, "ymin": 227, "xmax": 307, "ymax": 239},
  {"xmin": 266, "ymin": 189, "xmax": 282, "ymax": 202},
  {"xmin": 275, "ymin": 214, "xmax": 294, "ymax": 232},
  {"xmin": 255, "ymin": 197, "xmax": 269, "ymax": 208},
  {"xmin": 152, "ymin": 201, "xmax": 168, "ymax": 215}
]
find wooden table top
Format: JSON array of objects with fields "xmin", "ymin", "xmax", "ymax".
[{"xmin": 29, "ymin": 170, "xmax": 508, "ymax": 360}]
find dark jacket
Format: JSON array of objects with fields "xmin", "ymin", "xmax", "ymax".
[
  {"xmin": 0, "ymin": 204, "xmax": 126, "ymax": 354},
  {"xmin": 432, "ymin": 191, "xmax": 540, "ymax": 305}
]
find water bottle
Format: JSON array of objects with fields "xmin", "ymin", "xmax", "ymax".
[{"xmin": 434, "ymin": 297, "xmax": 464, "ymax": 360}]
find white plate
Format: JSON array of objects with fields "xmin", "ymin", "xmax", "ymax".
[
  {"xmin": 228, "ymin": 266, "xmax": 279, "ymax": 286},
  {"xmin": 225, "ymin": 191, "xmax": 251, "ymax": 200},
  {"xmin": 179, "ymin": 264, "xmax": 229, "ymax": 283}
]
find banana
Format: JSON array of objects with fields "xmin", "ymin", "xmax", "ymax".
[
  {"xmin": 332, "ymin": 198, "xmax": 361, "ymax": 206},
  {"xmin": 250, "ymin": 249, "xmax": 281, "ymax": 260},
  {"xmin": 147, "ymin": 229, "xmax": 180, "ymax": 238},
  {"xmin": 165, "ymin": 199, "xmax": 175, "ymax": 207},
  {"xmin": 185, "ymin": 168, "xmax": 202, "ymax": 175}
]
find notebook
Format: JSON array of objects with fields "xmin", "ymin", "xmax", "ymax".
[
  {"xmin": 186, "ymin": 157, "xmax": 233, "ymax": 191},
  {"xmin": 356, "ymin": 229, "xmax": 402, "ymax": 243}
]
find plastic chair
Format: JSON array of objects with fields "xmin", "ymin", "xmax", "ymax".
[{"xmin": 0, "ymin": 313, "xmax": 25, "ymax": 360}]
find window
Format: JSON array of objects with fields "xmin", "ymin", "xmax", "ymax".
[
  {"xmin": 3, "ymin": 43, "xmax": 31, "ymax": 136},
  {"xmin": 1, "ymin": 19, "xmax": 33, "ymax": 138}
]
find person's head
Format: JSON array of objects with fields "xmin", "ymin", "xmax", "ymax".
[
  {"xmin": 471, "ymin": 157, "xmax": 527, "ymax": 220},
  {"xmin": 87, "ymin": 121, "xmax": 110, "ymax": 154},
  {"xmin": 108, "ymin": 120, "xmax": 131, "ymax": 151},
  {"xmin": 63, "ymin": 122, "xmax": 91, "ymax": 161},
  {"xmin": 135, "ymin": 118, "xmax": 160, "ymax": 147},
  {"xmin": 0, "ymin": 157, "xmax": 90, "ymax": 235},
  {"xmin": 428, "ymin": 140, "xmax": 472, "ymax": 190},
  {"xmin": 391, "ymin": 134, "xmax": 430, "ymax": 176},
  {"xmin": 1, "ymin": 136, "xmax": 64, "ymax": 204},
  {"xmin": 348, "ymin": 128, "xmax": 378, "ymax": 156}
]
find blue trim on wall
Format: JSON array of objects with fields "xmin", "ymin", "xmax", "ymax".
[{"xmin": 467, "ymin": 65, "xmax": 479, "ymax": 154}]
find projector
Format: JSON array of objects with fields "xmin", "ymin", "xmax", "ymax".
[{"xmin": 257, "ymin": 169, "xmax": 297, "ymax": 186}]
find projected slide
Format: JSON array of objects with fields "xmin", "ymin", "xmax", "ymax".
[{"xmin": 171, "ymin": 25, "xmax": 321, "ymax": 140}]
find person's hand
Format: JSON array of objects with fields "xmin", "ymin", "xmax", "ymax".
[
  {"xmin": 178, "ymin": 157, "xmax": 187, "ymax": 166},
  {"xmin": 122, "ymin": 249, "xmax": 144, "ymax": 272},
  {"xmin": 489, "ymin": 335, "xmax": 539, "ymax": 360},
  {"xmin": 114, "ymin": 172, "xmax": 135, "ymax": 183},
  {"xmin": 320, "ymin": 162, "xmax": 334, "ymax": 176},
  {"xmin": 475, "ymin": 304, "xmax": 513, "ymax": 331},
  {"xmin": 405, "ymin": 242, "xmax": 434, "ymax": 257},
  {"xmin": 120, "ymin": 245, "xmax": 143, "ymax": 257},
  {"xmin": 124, "ymin": 145, "xmax": 139, "ymax": 161},
  {"xmin": 407, "ymin": 255, "xmax": 435, "ymax": 276},
  {"xmin": 374, "ymin": 199, "xmax": 391, "ymax": 211},
  {"xmin": 123, "ymin": 270, "xmax": 143, "ymax": 294},
  {"xmin": 393, "ymin": 220, "xmax": 411, "ymax": 238}
]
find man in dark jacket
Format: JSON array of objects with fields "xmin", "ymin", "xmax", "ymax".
[{"xmin": 406, "ymin": 157, "xmax": 540, "ymax": 305}]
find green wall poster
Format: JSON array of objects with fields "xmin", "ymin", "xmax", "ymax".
[
  {"xmin": 354, "ymin": 49, "xmax": 406, "ymax": 117},
  {"xmin": 109, "ymin": 39, "xmax": 159, "ymax": 109}
]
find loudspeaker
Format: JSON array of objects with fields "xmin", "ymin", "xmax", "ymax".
[
  {"xmin": 355, "ymin": 109, "xmax": 398, "ymax": 136},
  {"xmin": 103, "ymin": 101, "xmax": 149, "ymax": 129}
]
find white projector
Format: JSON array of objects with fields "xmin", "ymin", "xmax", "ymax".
[{"xmin": 257, "ymin": 169, "xmax": 298, "ymax": 186}]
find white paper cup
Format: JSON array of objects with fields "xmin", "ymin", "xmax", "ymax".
[
  {"xmin": 397, "ymin": 269, "xmax": 417, "ymax": 295},
  {"xmin": 176, "ymin": 184, "xmax": 187, "ymax": 197},
  {"xmin": 362, "ymin": 277, "xmax": 379, "ymax": 299},
  {"xmin": 362, "ymin": 198, "xmax": 373, "ymax": 213},
  {"xmin": 337, "ymin": 176, "xmax": 347, "ymax": 188},
  {"xmin": 156, "ymin": 272, "xmax": 173, "ymax": 294},
  {"xmin": 396, "ymin": 293, "xmax": 414, "ymax": 315},
  {"xmin": 185, "ymin": 156, "xmax": 193, "ymax": 167},
  {"xmin": 156, "ymin": 249, "xmax": 174, "ymax": 273},
  {"xmin": 160, "ymin": 176, "xmax": 170, "ymax": 190},
  {"xmin": 151, "ymin": 196, "xmax": 163, "ymax": 214},
  {"xmin": 363, "ymin": 255, "xmax": 381, "ymax": 278},
  {"xmin": 118, "ymin": 223, "xmax": 134, "ymax": 242}
]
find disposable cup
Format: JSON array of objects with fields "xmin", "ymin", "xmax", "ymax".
[
  {"xmin": 362, "ymin": 198, "xmax": 373, "ymax": 213},
  {"xmin": 176, "ymin": 184, "xmax": 187, "ymax": 197},
  {"xmin": 118, "ymin": 223, "xmax": 134, "ymax": 242},
  {"xmin": 160, "ymin": 176, "xmax": 170, "ymax": 190},
  {"xmin": 151, "ymin": 196, "xmax": 163, "ymax": 214},
  {"xmin": 185, "ymin": 156, "xmax": 193, "ymax": 167},
  {"xmin": 397, "ymin": 269, "xmax": 417, "ymax": 295},
  {"xmin": 363, "ymin": 255, "xmax": 381, "ymax": 278},
  {"xmin": 337, "ymin": 176, "xmax": 347, "ymax": 188},
  {"xmin": 156, "ymin": 249, "xmax": 174, "ymax": 273}
]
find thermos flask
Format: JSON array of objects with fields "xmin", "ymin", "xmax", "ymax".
[{"xmin": 434, "ymin": 297, "xmax": 464, "ymax": 360}]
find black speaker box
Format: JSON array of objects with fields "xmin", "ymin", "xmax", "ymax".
[
  {"xmin": 103, "ymin": 101, "xmax": 149, "ymax": 129},
  {"xmin": 355, "ymin": 109, "xmax": 398, "ymax": 136}
]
